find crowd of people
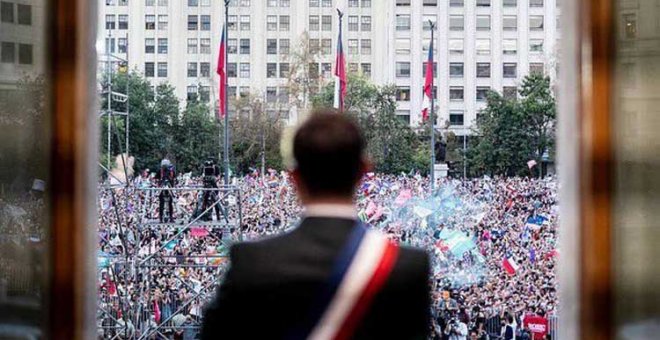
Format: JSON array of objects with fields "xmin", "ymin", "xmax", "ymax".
[{"xmin": 96, "ymin": 169, "xmax": 558, "ymax": 339}]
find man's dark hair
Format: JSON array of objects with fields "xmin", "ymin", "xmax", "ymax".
[{"xmin": 293, "ymin": 109, "xmax": 366, "ymax": 197}]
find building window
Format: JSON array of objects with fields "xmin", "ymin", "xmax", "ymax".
[
  {"xmin": 240, "ymin": 39, "xmax": 250, "ymax": 54},
  {"xmin": 280, "ymin": 63, "xmax": 289, "ymax": 78},
  {"xmin": 450, "ymin": 15, "xmax": 464, "ymax": 31},
  {"xmin": 267, "ymin": 0, "xmax": 278, "ymax": 6},
  {"xmin": 396, "ymin": 111, "xmax": 411, "ymax": 125},
  {"xmin": 530, "ymin": 39, "xmax": 544, "ymax": 53},
  {"xmin": 396, "ymin": 38, "xmax": 410, "ymax": 55},
  {"xmin": 189, "ymin": 0, "xmax": 198, "ymax": 6},
  {"xmin": 361, "ymin": 63, "xmax": 371, "ymax": 77},
  {"xmin": 158, "ymin": 15, "xmax": 168, "ymax": 30},
  {"xmin": 267, "ymin": 39, "xmax": 277, "ymax": 54},
  {"xmin": 281, "ymin": 0, "xmax": 290, "ymax": 7},
  {"xmin": 503, "ymin": 0, "xmax": 516, "ymax": 7},
  {"xmin": 227, "ymin": 63, "xmax": 237, "ymax": 77},
  {"xmin": 347, "ymin": 0, "xmax": 357, "ymax": 7},
  {"xmin": 450, "ymin": 63, "xmax": 464, "ymax": 78},
  {"xmin": 187, "ymin": 86, "xmax": 198, "ymax": 101},
  {"xmin": 423, "ymin": 0, "xmax": 437, "ymax": 6},
  {"xmin": 239, "ymin": 15, "xmax": 249, "ymax": 31},
  {"xmin": 423, "ymin": 39, "xmax": 435, "ymax": 52},
  {"xmin": 145, "ymin": 0, "xmax": 154, "ymax": 5},
  {"xmin": 145, "ymin": 15, "xmax": 155, "ymax": 29},
  {"xmin": 422, "ymin": 62, "xmax": 437, "ymax": 75},
  {"xmin": 227, "ymin": 39, "xmax": 237, "ymax": 54},
  {"xmin": 200, "ymin": 38, "xmax": 211, "ymax": 54},
  {"xmin": 310, "ymin": 0, "xmax": 320, "ymax": 7},
  {"xmin": 321, "ymin": 15, "xmax": 332, "ymax": 31},
  {"xmin": 309, "ymin": 16, "xmax": 319, "ymax": 31},
  {"xmin": 361, "ymin": 0, "xmax": 371, "ymax": 7},
  {"xmin": 145, "ymin": 38, "xmax": 155, "ymax": 53},
  {"xmin": 348, "ymin": 16, "xmax": 358, "ymax": 31},
  {"xmin": 530, "ymin": 15, "xmax": 544, "ymax": 31},
  {"xmin": 530, "ymin": 63, "xmax": 544, "ymax": 75},
  {"xmin": 423, "ymin": 15, "xmax": 437, "ymax": 31},
  {"xmin": 228, "ymin": 86, "xmax": 237, "ymax": 99},
  {"xmin": 503, "ymin": 63, "xmax": 517, "ymax": 78},
  {"xmin": 0, "ymin": 41, "xmax": 14, "ymax": 63},
  {"xmin": 280, "ymin": 15, "xmax": 290, "ymax": 31},
  {"xmin": 321, "ymin": 63, "xmax": 332, "ymax": 78},
  {"xmin": 240, "ymin": 63, "xmax": 250, "ymax": 78},
  {"xmin": 309, "ymin": 39, "xmax": 319, "ymax": 54},
  {"xmin": 476, "ymin": 39, "xmax": 491, "ymax": 55},
  {"xmin": 396, "ymin": 87, "xmax": 411, "ymax": 101},
  {"xmin": 240, "ymin": 0, "xmax": 250, "ymax": 6},
  {"xmin": 201, "ymin": 15, "xmax": 211, "ymax": 31},
  {"xmin": 158, "ymin": 0, "xmax": 168, "ymax": 5},
  {"xmin": 529, "ymin": 0, "xmax": 543, "ymax": 8},
  {"xmin": 396, "ymin": 14, "xmax": 411, "ymax": 31},
  {"xmin": 188, "ymin": 15, "xmax": 198, "ymax": 30},
  {"xmin": 199, "ymin": 86, "xmax": 210, "ymax": 102},
  {"xmin": 476, "ymin": 15, "xmax": 490, "ymax": 31},
  {"xmin": 361, "ymin": 39, "xmax": 371, "ymax": 55},
  {"xmin": 157, "ymin": 38, "xmax": 168, "ymax": 54},
  {"xmin": 278, "ymin": 86, "xmax": 289, "ymax": 104},
  {"xmin": 361, "ymin": 16, "xmax": 371, "ymax": 31},
  {"xmin": 187, "ymin": 62, "xmax": 198, "ymax": 77},
  {"xmin": 396, "ymin": 62, "xmax": 411, "ymax": 78},
  {"xmin": 145, "ymin": 62, "xmax": 155, "ymax": 77},
  {"xmin": 503, "ymin": 15, "xmax": 517, "ymax": 31},
  {"xmin": 349, "ymin": 63, "xmax": 358, "ymax": 73},
  {"xmin": 449, "ymin": 111, "xmax": 464, "ymax": 126},
  {"xmin": 450, "ymin": 87, "xmax": 464, "ymax": 101},
  {"xmin": 308, "ymin": 63, "xmax": 319, "ymax": 79},
  {"xmin": 476, "ymin": 87, "xmax": 490, "ymax": 102},
  {"xmin": 623, "ymin": 14, "xmax": 637, "ymax": 39},
  {"xmin": 280, "ymin": 39, "xmax": 290, "ymax": 55},
  {"xmin": 267, "ymin": 63, "xmax": 277, "ymax": 78},
  {"xmin": 476, "ymin": 0, "xmax": 490, "ymax": 7},
  {"xmin": 200, "ymin": 63, "xmax": 210, "ymax": 77},
  {"xmin": 348, "ymin": 39, "xmax": 358, "ymax": 55},
  {"xmin": 116, "ymin": 14, "xmax": 128, "ymax": 30},
  {"xmin": 449, "ymin": 0, "xmax": 463, "ymax": 7},
  {"xmin": 17, "ymin": 5, "xmax": 31, "ymax": 25},
  {"xmin": 157, "ymin": 62, "xmax": 167, "ymax": 77},
  {"xmin": 503, "ymin": 39, "xmax": 517, "ymax": 55},
  {"xmin": 321, "ymin": 39, "xmax": 332, "ymax": 55},
  {"xmin": 322, "ymin": 0, "xmax": 332, "ymax": 7},
  {"xmin": 187, "ymin": 38, "xmax": 197, "ymax": 54},
  {"xmin": 477, "ymin": 63, "xmax": 491, "ymax": 78},
  {"xmin": 118, "ymin": 38, "xmax": 127, "ymax": 53},
  {"xmin": 503, "ymin": 86, "xmax": 517, "ymax": 100},
  {"xmin": 266, "ymin": 87, "xmax": 277, "ymax": 103},
  {"xmin": 228, "ymin": 15, "xmax": 237, "ymax": 30},
  {"xmin": 1, "ymin": 1, "xmax": 14, "ymax": 23},
  {"xmin": 18, "ymin": 44, "xmax": 33, "ymax": 65},
  {"xmin": 449, "ymin": 39, "xmax": 464, "ymax": 55},
  {"xmin": 267, "ymin": 16, "xmax": 277, "ymax": 31},
  {"xmin": 106, "ymin": 15, "xmax": 116, "ymax": 29},
  {"xmin": 396, "ymin": 0, "xmax": 410, "ymax": 6}
]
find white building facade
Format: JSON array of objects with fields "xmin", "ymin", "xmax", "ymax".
[{"xmin": 99, "ymin": 0, "xmax": 559, "ymax": 134}]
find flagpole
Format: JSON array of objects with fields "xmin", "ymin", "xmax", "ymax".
[
  {"xmin": 429, "ymin": 21, "xmax": 436, "ymax": 193},
  {"xmin": 223, "ymin": 0, "xmax": 230, "ymax": 185}
]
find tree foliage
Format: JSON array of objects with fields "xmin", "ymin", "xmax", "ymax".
[{"xmin": 467, "ymin": 74, "xmax": 556, "ymax": 176}]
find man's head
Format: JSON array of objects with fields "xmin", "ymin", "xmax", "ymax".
[{"xmin": 291, "ymin": 110, "xmax": 369, "ymax": 203}]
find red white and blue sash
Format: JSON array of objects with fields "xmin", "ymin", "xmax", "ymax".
[{"xmin": 290, "ymin": 223, "xmax": 399, "ymax": 340}]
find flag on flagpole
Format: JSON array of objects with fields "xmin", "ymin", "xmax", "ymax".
[
  {"xmin": 216, "ymin": 24, "xmax": 227, "ymax": 120},
  {"xmin": 333, "ymin": 10, "xmax": 347, "ymax": 112},
  {"xmin": 502, "ymin": 255, "xmax": 520, "ymax": 275},
  {"xmin": 421, "ymin": 39, "xmax": 434, "ymax": 121}
]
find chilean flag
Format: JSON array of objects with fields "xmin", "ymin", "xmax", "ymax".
[
  {"xmin": 216, "ymin": 24, "xmax": 227, "ymax": 119},
  {"xmin": 502, "ymin": 255, "xmax": 520, "ymax": 275},
  {"xmin": 333, "ymin": 10, "xmax": 347, "ymax": 112},
  {"xmin": 421, "ymin": 38, "xmax": 434, "ymax": 121}
]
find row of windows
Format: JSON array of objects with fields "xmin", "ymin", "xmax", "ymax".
[
  {"xmin": 105, "ymin": 0, "xmax": 129, "ymax": 6},
  {"xmin": 266, "ymin": 0, "xmax": 290, "ymax": 7},
  {"xmin": 186, "ymin": 62, "xmax": 212, "ymax": 78},
  {"xmin": 0, "ymin": 41, "xmax": 33, "ymax": 65},
  {"xmin": 395, "ymin": 38, "xmax": 545, "ymax": 55},
  {"xmin": 0, "ymin": 1, "xmax": 31, "ymax": 25},
  {"xmin": 265, "ymin": 15, "xmax": 291, "ymax": 31},
  {"xmin": 186, "ymin": 84, "xmax": 211, "ymax": 102},
  {"xmin": 266, "ymin": 39, "xmax": 291, "ymax": 55},
  {"xmin": 396, "ymin": 14, "xmax": 544, "ymax": 31},
  {"xmin": 395, "ymin": 82, "xmax": 531, "ymax": 104},
  {"xmin": 266, "ymin": 63, "xmax": 290, "ymax": 78},
  {"xmin": 395, "ymin": 61, "xmax": 543, "ymax": 78},
  {"xmin": 397, "ymin": 0, "xmax": 546, "ymax": 8}
]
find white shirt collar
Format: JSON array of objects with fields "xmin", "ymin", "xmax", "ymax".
[{"xmin": 303, "ymin": 203, "xmax": 357, "ymax": 219}]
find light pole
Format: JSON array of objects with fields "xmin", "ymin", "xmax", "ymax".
[
  {"xmin": 429, "ymin": 20, "xmax": 436, "ymax": 192},
  {"xmin": 223, "ymin": 0, "xmax": 230, "ymax": 185}
]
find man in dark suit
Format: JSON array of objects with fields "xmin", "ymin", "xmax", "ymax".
[{"xmin": 202, "ymin": 111, "xmax": 430, "ymax": 339}]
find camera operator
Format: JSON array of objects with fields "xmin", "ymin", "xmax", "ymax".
[
  {"xmin": 156, "ymin": 159, "xmax": 176, "ymax": 223},
  {"xmin": 194, "ymin": 158, "xmax": 221, "ymax": 222},
  {"xmin": 444, "ymin": 314, "xmax": 468, "ymax": 340}
]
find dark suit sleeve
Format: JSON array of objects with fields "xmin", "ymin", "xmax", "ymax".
[
  {"xmin": 201, "ymin": 245, "xmax": 244, "ymax": 339},
  {"xmin": 411, "ymin": 250, "xmax": 431, "ymax": 339}
]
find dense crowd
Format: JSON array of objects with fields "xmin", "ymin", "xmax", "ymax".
[{"xmin": 96, "ymin": 170, "xmax": 558, "ymax": 339}]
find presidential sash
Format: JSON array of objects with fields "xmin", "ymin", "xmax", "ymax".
[{"xmin": 290, "ymin": 222, "xmax": 399, "ymax": 340}]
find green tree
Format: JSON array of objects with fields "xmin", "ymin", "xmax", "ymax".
[
  {"xmin": 311, "ymin": 74, "xmax": 426, "ymax": 174},
  {"xmin": 172, "ymin": 96, "xmax": 219, "ymax": 173},
  {"xmin": 467, "ymin": 74, "xmax": 556, "ymax": 176}
]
